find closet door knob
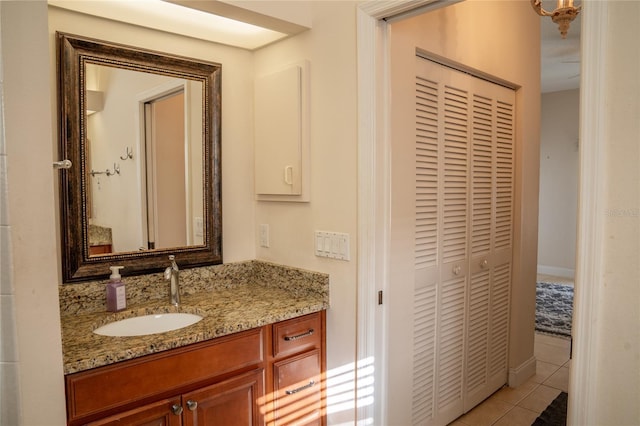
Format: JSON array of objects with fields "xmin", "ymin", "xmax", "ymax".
[
  {"xmin": 480, "ymin": 259, "xmax": 488, "ymax": 268},
  {"xmin": 453, "ymin": 265, "xmax": 462, "ymax": 275}
]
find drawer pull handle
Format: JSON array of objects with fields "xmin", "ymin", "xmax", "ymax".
[
  {"xmin": 284, "ymin": 329, "xmax": 314, "ymax": 341},
  {"xmin": 285, "ymin": 380, "xmax": 315, "ymax": 395}
]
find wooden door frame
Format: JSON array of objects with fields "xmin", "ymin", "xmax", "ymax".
[{"xmin": 355, "ymin": 1, "xmax": 604, "ymax": 424}]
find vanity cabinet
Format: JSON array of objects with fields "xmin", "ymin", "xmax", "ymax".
[
  {"xmin": 268, "ymin": 312, "xmax": 324, "ymax": 426},
  {"xmin": 65, "ymin": 312, "xmax": 325, "ymax": 426},
  {"xmin": 87, "ymin": 369, "xmax": 264, "ymax": 426}
]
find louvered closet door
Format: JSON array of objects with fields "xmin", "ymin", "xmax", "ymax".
[
  {"xmin": 410, "ymin": 56, "xmax": 515, "ymax": 425},
  {"xmin": 413, "ymin": 57, "xmax": 472, "ymax": 426},
  {"xmin": 465, "ymin": 77, "xmax": 515, "ymax": 410}
]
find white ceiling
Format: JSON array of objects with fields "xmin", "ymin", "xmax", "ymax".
[
  {"xmin": 540, "ymin": 1, "xmax": 581, "ymax": 93},
  {"xmin": 48, "ymin": 0, "xmax": 293, "ymax": 50}
]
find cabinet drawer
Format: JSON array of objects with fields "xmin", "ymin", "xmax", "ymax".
[
  {"xmin": 273, "ymin": 313, "xmax": 321, "ymax": 358},
  {"xmin": 273, "ymin": 349, "xmax": 321, "ymax": 426},
  {"xmin": 66, "ymin": 327, "xmax": 264, "ymax": 424}
]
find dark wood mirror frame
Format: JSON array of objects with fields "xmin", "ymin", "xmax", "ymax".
[{"xmin": 57, "ymin": 32, "xmax": 222, "ymax": 283}]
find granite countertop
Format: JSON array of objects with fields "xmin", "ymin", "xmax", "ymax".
[
  {"xmin": 59, "ymin": 260, "xmax": 329, "ymax": 375},
  {"xmin": 88, "ymin": 224, "xmax": 112, "ymax": 246}
]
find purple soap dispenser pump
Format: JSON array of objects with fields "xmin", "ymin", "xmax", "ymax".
[{"xmin": 106, "ymin": 265, "xmax": 126, "ymax": 312}]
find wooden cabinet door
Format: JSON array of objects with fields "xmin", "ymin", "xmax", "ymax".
[
  {"xmin": 182, "ymin": 369, "xmax": 265, "ymax": 426},
  {"xmin": 87, "ymin": 397, "xmax": 182, "ymax": 426},
  {"xmin": 273, "ymin": 349, "xmax": 321, "ymax": 426}
]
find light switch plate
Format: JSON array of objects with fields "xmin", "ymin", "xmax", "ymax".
[
  {"xmin": 260, "ymin": 224, "xmax": 270, "ymax": 248},
  {"xmin": 314, "ymin": 231, "xmax": 350, "ymax": 261}
]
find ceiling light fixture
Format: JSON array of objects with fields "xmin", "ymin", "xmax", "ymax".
[{"xmin": 531, "ymin": 0, "xmax": 581, "ymax": 39}]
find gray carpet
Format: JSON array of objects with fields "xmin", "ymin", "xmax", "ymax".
[
  {"xmin": 532, "ymin": 392, "xmax": 567, "ymax": 425},
  {"xmin": 535, "ymin": 282, "xmax": 573, "ymax": 338}
]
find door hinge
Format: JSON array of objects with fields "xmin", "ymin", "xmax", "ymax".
[{"xmin": 378, "ymin": 290, "xmax": 383, "ymax": 305}]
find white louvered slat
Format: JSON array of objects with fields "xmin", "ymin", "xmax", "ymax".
[
  {"xmin": 436, "ymin": 277, "xmax": 466, "ymax": 410},
  {"xmin": 442, "ymin": 86, "xmax": 468, "ymax": 264},
  {"xmin": 413, "ymin": 64, "xmax": 446, "ymax": 425},
  {"xmin": 490, "ymin": 263, "xmax": 511, "ymax": 376},
  {"xmin": 490, "ymin": 99, "xmax": 514, "ymax": 379},
  {"xmin": 412, "ymin": 285, "xmax": 437, "ymax": 425},
  {"xmin": 471, "ymin": 95, "xmax": 493, "ymax": 257},
  {"xmin": 416, "ymin": 76, "xmax": 440, "ymax": 271},
  {"xmin": 466, "ymin": 270, "xmax": 490, "ymax": 392},
  {"xmin": 495, "ymin": 101, "xmax": 514, "ymax": 251}
]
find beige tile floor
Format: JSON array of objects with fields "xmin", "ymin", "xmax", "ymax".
[
  {"xmin": 449, "ymin": 274, "xmax": 573, "ymax": 425},
  {"xmin": 450, "ymin": 333, "xmax": 571, "ymax": 426}
]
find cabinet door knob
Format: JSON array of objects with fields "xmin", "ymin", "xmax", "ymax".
[
  {"xmin": 187, "ymin": 400, "xmax": 198, "ymax": 411},
  {"xmin": 171, "ymin": 404, "xmax": 183, "ymax": 415}
]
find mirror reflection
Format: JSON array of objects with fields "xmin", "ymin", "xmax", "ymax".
[
  {"xmin": 85, "ymin": 63, "xmax": 204, "ymax": 254},
  {"xmin": 57, "ymin": 32, "xmax": 222, "ymax": 282}
]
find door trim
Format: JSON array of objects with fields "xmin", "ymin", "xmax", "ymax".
[
  {"xmin": 356, "ymin": 1, "xmax": 462, "ymax": 424},
  {"xmin": 357, "ymin": 1, "xmax": 604, "ymax": 425},
  {"xmin": 568, "ymin": 1, "xmax": 608, "ymax": 424}
]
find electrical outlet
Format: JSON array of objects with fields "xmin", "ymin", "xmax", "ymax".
[{"xmin": 260, "ymin": 224, "xmax": 270, "ymax": 248}]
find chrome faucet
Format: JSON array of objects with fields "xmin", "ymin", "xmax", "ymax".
[{"xmin": 165, "ymin": 255, "xmax": 180, "ymax": 307}]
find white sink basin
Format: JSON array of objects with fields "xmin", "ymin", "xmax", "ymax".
[{"xmin": 94, "ymin": 313, "xmax": 203, "ymax": 337}]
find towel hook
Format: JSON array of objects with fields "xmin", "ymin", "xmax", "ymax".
[
  {"xmin": 90, "ymin": 163, "xmax": 120, "ymax": 177},
  {"xmin": 120, "ymin": 147, "xmax": 133, "ymax": 161}
]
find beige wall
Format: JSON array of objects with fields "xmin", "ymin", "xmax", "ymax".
[
  {"xmin": 388, "ymin": 0, "xmax": 541, "ymax": 383},
  {"xmin": 538, "ymin": 89, "xmax": 579, "ymax": 277},
  {"xmin": 1, "ymin": 1, "xmax": 67, "ymax": 424},
  {"xmin": 593, "ymin": 1, "xmax": 640, "ymax": 422},
  {"xmin": 253, "ymin": 2, "xmax": 359, "ymax": 423}
]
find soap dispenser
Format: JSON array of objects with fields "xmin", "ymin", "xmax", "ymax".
[{"xmin": 106, "ymin": 266, "xmax": 126, "ymax": 312}]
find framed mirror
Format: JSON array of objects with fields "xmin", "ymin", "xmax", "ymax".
[{"xmin": 57, "ymin": 32, "xmax": 222, "ymax": 283}]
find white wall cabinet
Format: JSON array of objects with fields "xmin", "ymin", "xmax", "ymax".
[{"xmin": 254, "ymin": 62, "xmax": 309, "ymax": 202}]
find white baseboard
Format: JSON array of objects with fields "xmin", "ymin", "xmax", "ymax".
[
  {"xmin": 508, "ymin": 356, "xmax": 536, "ymax": 388},
  {"xmin": 537, "ymin": 265, "xmax": 575, "ymax": 279}
]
